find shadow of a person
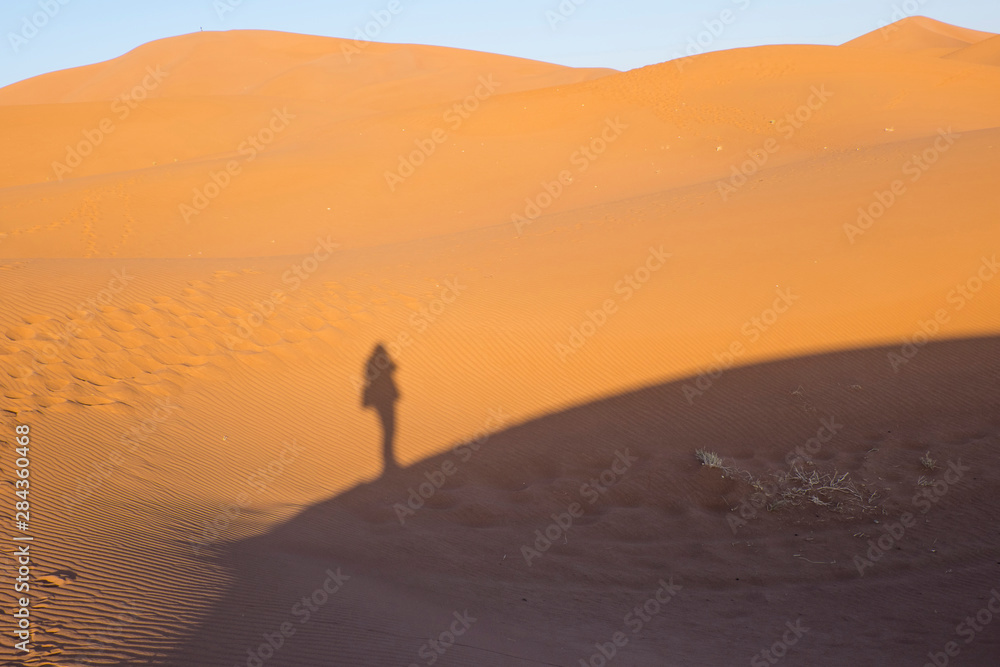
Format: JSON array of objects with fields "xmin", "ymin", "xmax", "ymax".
[{"xmin": 361, "ymin": 343, "xmax": 400, "ymax": 474}]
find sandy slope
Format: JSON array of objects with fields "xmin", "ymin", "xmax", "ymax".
[
  {"xmin": 1, "ymin": 16, "xmax": 999, "ymax": 667},
  {"xmin": 843, "ymin": 15, "xmax": 996, "ymax": 57},
  {"xmin": 945, "ymin": 34, "xmax": 1000, "ymax": 66}
]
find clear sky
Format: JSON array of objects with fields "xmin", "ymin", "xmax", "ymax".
[{"xmin": 2, "ymin": 0, "xmax": 998, "ymax": 88}]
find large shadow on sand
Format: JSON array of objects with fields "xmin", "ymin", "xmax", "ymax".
[{"xmin": 163, "ymin": 337, "xmax": 1000, "ymax": 666}]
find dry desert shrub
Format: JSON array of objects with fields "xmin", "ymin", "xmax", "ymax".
[
  {"xmin": 694, "ymin": 448, "xmax": 726, "ymax": 469},
  {"xmin": 695, "ymin": 449, "xmax": 879, "ymax": 517}
]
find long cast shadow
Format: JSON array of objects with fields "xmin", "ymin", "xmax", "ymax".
[
  {"xmin": 361, "ymin": 343, "xmax": 400, "ymax": 475},
  {"xmin": 162, "ymin": 336, "xmax": 1000, "ymax": 666}
]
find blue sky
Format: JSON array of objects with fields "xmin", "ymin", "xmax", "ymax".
[{"xmin": 2, "ymin": 0, "xmax": 998, "ymax": 88}]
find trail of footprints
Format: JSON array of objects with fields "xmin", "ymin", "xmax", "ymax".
[
  {"xmin": 1, "ymin": 180, "xmax": 140, "ymax": 258},
  {"xmin": 0, "ymin": 268, "xmax": 432, "ymax": 417}
]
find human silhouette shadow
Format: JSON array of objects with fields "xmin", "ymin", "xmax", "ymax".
[
  {"xmin": 361, "ymin": 343, "xmax": 400, "ymax": 475},
  {"xmin": 158, "ymin": 336, "xmax": 1000, "ymax": 666}
]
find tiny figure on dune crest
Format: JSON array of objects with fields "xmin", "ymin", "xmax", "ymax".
[{"xmin": 362, "ymin": 343, "xmax": 400, "ymax": 475}]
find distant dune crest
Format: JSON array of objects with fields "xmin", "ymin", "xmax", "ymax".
[
  {"xmin": 843, "ymin": 15, "xmax": 997, "ymax": 57},
  {"xmin": 0, "ymin": 17, "xmax": 997, "ymax": 259}
]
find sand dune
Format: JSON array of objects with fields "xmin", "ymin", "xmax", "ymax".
[
  {"xmin": 2, "ymin": 33, "xmax": 999, "ymax": 258},
  {"xmin": 1, "ymin": 16, "xmax": 999, "ymax": 666},
  {"xmin": 945, "ymin": 33, "xmax": 1000, "ymax": 65},
  {"xmin": 843, "ymin": 15, "xmax": 996, "ymax": 57},
  {"xmin": 0, "ymin": 30, "xmax": 614, "ymax": 106}
]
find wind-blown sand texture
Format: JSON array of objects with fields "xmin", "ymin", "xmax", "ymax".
[{"xmin": 1, "ymin": 16, "xmax": 999, "ymax": 666}]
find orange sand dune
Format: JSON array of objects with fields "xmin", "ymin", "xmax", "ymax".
[
  {"xmin": 0, "ymin": 30, "xmax": 614, "ymax": 106},
  {"xmin": 945, "ymin": 33, "xmax": 1000, "ymax": 65},
  {"xmin": 843, "ymin": 15, "xmax": 996, "ymax": 57},
  {"xmin": 1, "ymin": 17, "xmax": 999, "ymax": 667},
  {"xmin": 1, "ymin": 32, "xmax": 1000, "ymax": 258}
]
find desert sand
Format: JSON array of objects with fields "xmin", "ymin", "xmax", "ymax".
[{"xmin": 1, "ymin": 15, "xmax": 999, "ymax": 666}]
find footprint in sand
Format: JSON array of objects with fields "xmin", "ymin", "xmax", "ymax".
[
  {"xmin": 159, "ymin": 302, "xmax": 191, "ymax": 318},
  {"xmin": 212, "ymin": 270, "xmax": 242, "ymax": 281},
  {"xmin": 5, "ymin": 326, "xmax": 35, "ymax": 341},
  {"xmin": 147, "ymin": 323, "xmax": 189, "ymax": 339},
  {"xmin": 70, "ymin": 394, "xmax": 117, "ymax": 407},
  {"xmin": 126, "ymin": 302, "xmax": 152, "ymax": 315},
  {"xmin": 143, "ymin": 342, "xmax": 195, "ymax": 366},
  {"xmin": 194, "ymin": 309, "xmax": 227, "ymax": 326},
  {"xmin": 114, "ymin": 329, "xmax": 154, "ymax": 350},
  {"xmin": 178, "ymin": 336, "xmax": 217, "ymax": 356},
  {"xmin": 34, "ymin": 395, "xmax": 66, "ymax": 409},
  {"xmin": 70, "ymin": 366, "xmax": 118, "ymax": 387},
  {"xmin": 67, "ymin": 340, "xmax": 98, "ymax": 360},
  {"xmin": 252, "ymin": 328, "xmax": 283, "ymax": 346},
  {"xmin": 44, "ymin": 376, "xmax": 73, "ymax": 392},
  {"xmin": 73, "ymin": 326, "xmax": 104, "ymax": 340},
  {"xmin": 91, "ymin": 338, "xmax": 123, "ymax": 354},
  {"xmin": 3, "ymin": 388, "xmax": 32, "ymax": 400},
  {"xmin": 106, "ymin": 319, "xmax": 136, "ymax": 333},
  {"xmin": 129, "ymin": 355, "xmax": 166, "ymax": 374},
  {"xmin": 37, "ymin": 570, "xmax": 77, "ymax": 587},
  {"xmin": 2, "ymin": 361, "xmax": 34, "ymax": 380},
  {"xmin": 178, "ymin": 314, "xmax": 209, "ymax": 328},
  {"xmin": 279, "ymin": 329, "xmax": 312, "ymax": 343},
  {"xmin": 138, "ymin": 309, "xmax": 170, "ymax": 328},
  {"xmin": 298, "ymin": 315, "xmax": 326, "ymax": 331},
  {"xmin": 180, "ymin": 288, "xmax": 212, "ymax": 304}
]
